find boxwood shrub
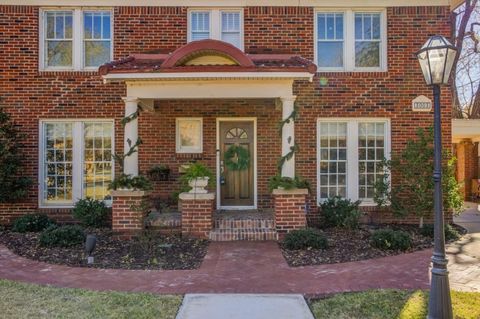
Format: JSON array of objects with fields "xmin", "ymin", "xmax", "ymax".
[
  {"xmin": 39, "ymin": 225, "xmax": 85, "ymax": 248},
  {"xmin": 12, "ymin": 213, "xmax": 55, "ymax": 233},
  {"xmin": 72, "ymin": 198, "xmax": 109, "ymax": 227},
  {"xmin": 371, "ymin": 229, "xmax": 412, "ymax": 251},
  {"xmin": 420, "ymin": 224, "xmax": 461, "ymax": 241},
  {"xmin": 320, "ymin": 196, "xmax": 362, "ymax": 229},
  {"xmin": 283, "ymin": 228, "xmax": 328, "ymax": 250}
]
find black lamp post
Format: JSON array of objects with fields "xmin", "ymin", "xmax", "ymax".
[{"xmin": 416, "ymin": 35, "xmax": 457, "ymax": 319}]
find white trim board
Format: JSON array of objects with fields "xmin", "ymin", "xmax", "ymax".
[
  {"xmin": 2, "ymin": 0, "xmax": 453, "ymax": 8},
  {"xmin": 216, "ymin": 117, "xmax": 258, "ymax": 210}
]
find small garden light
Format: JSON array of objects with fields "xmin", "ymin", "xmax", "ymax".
[
  {"xmin": 85, "ymin": 234, "xmax": 97, "ymax": 265},
  {"xmin": 415, "ymin": 35, "xmax": 457, "ymax": 319}
]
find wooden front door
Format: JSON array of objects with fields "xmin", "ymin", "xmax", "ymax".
[{"xmin": 219, "ymin": 121, "xmax": 255, "ymax": 207}]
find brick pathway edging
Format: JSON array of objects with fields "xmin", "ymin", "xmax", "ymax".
[{"xmin": 0, "ymin": 242, "xmax": 432, "ymax": 295}]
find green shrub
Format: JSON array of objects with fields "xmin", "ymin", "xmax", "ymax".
[
  {"xmin": 283, "ymin": 229, "xmax": 328, "ymax": 250},
  {"xmin": 371, "ymin": 229, "xmax": 412, "ymax": 251},
  {"xmin": 268, "ymin": 175, "xmax": 310, "ymax": 192},
  {"xmin": 39, "ymin": 225, "xmax": 85, "ymax": 247},
  {"xmin": 72, "ymin": 198, "xmax": 109, "ymax": 227},
  {"xmin": 108, "ymin": 174, "xmax": 153, "ymax": 191},
  {"xmin": 420, "ymin": 224, "xmax": 461, "ymax": 241},
  {"xmin": 12, "ymin": 213, "xmax": 55, "ymax": 233},
  {"xmin": 321, "ymin": 196, "xmax": 362, "ymax": 229}
]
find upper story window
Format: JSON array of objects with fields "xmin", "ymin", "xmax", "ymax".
[
  {"xmin": 188, "ymin": 9, "xmax": 243, "ymax": 49},
  {"xmin": 40, "ymin": 9, "xmax": 112, "ymax": 71},
  {"xmin": 315, "ymin": 10, "xmax": 386, "ymax": 72}
]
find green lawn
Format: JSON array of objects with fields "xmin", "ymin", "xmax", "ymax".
[
  {"xmin": 310, "ymin": 289, "xmax": 480, "ymax": 319},
  {"xmin": 0, "ymin": 279, "xmax": 182, "ymax": 319}
]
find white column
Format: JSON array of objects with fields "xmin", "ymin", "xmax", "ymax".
[
  {"xmin": 280, "ymin": 96, "xmax": 296, "ymax": 178},
  {"xmin": 122, "ymin": 97, "xmax": 139, "ymax": 176}
]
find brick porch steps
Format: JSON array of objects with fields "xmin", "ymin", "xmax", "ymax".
[{"xmin": 209, "ymin": 211, "xmax": 278, "ymax": 241}]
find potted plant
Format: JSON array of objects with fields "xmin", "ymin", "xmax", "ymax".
[
  {"xmin": 179, "ymin": 162, "xmax": 213, "ymax": 194},
  {"xmin": 147, "ymin": 165, "xmax": 171, "ymax": 181}
]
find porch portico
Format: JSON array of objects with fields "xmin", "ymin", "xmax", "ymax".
[{"xmin": 100, "ymin": 39, "xmax": 316, "ymax": 238}]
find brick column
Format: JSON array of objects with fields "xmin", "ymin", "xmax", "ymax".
[
  {"xmin": 456, "ymin": 139, "xmax": 477, "ymax": 200},
  {"xmin": 272, "ymin": 188, "xmax": 308, "ymax": 235},
  {"xmin": 111, "ymin": 190, "xmax": 147, "ymax": 240},
  {"xmin": 179, "ymin": 193, "xmax": 214, "ymax": 239}
]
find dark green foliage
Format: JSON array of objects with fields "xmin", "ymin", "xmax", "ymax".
[
  {"xmin": 180, "ymin": 162, "xmax": 214, "ymax": 185},
  {"xmin": 371, "ymin": 229, "xmax": 412, "ymax": 251},
  {"xmin": 0, "ymin": 107, "xmax": 31, "ymax": 203},
  {"xmin": 321, "ymin": 196, "xmax": 362, "ymax": 229},
  {"xmin": 283, "ymin": 228, "xmax": 328, "ymax": 250},
  {"xmin": 12, "ymin": 213, "xmax": 55, "ymax": 233},
  {"xmin": 72, "ymin": 198, "xmax": 109, "ymax": 227},
  {"xmin": 420, "ymin": 224, "xmax": 461, "ymax": 241},
  {"xmin": 108, "ymin": 174, "xmax": 153, "ymax": 191},
  {"xmin": 268, "ymin": 175, "xmax": 310, "ymax": 192},
  {"xmin": 39, "ymin": 225, "xmax": 85, "ymax": 247},
  {"xmin": 374, "ymin": 127, "xmax": 463, "ymax": 225},
  {"xmin": 147, "ymin": 165, "xmax": 170, "ymax": 181}
]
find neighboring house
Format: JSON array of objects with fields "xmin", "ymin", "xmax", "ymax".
[
  {"xmin": 0, "ymin": 0, "xmax": 458, "ymax": 239},
  {"xmin": 452, "ymin": 119, "xmax": 480, "ymax": 200}
]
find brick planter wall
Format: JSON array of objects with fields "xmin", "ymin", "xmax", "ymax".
[
  {"xmin": 111, "ymin": 190, "xmax": 147, "ymax": 240},
  {"xmin": 273, "ymin": 188, "xmax": 308, "ymax": 236},
  {"xmin": 180, "ymin": 193, "xmax": 215, "ymax": 239}
]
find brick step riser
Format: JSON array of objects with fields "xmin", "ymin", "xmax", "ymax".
[
  {"xmin": 214, "ymin": 219, "xmax": 275, "ymax": 230},
  {"xmin": 209, "ymin": 230, "xmax": 279, "ymax": 241}
]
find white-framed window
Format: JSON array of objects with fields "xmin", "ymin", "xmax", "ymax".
[
  {"xmin": 188, "ymin": 9, "xmax": 243, "ymax": 49},
  {"xmin": 317, "ymin": 118, "xmax": 390, "ymax": 205},
  {"xmin": 176, "ymin": 118, "xmax": 203, "ymax": 153},
  {"xmin": 39, "ymin": 120, "xmax": 114, "ymax": 207},
  {"xmin": 314, "ymin": 9, "xmax": 387, "ymax": 71},
  {"xmin": 40, "ymin": 8, "xmax": 113, "ymax": 71}
]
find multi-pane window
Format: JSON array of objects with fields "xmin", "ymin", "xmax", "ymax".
[
  {"xmin": 358, "ymin": 122, "xmax": 385, "ymax": 199},
  {"xmin": 41, "ymin": 121, "xmax": 114, "ymax": 206},
  {"xmin": 188, "ymin": 9, "xmax": 243, "ymax": 49},
  {"xmin": 41, "ymin": 9, "xmax": 112, "ymax": 70},
  {"xmin": 315, "ymin": 10, "xmax": 385, "ymax": 71},
  {"xmin": 317, "ymin": 119, "xmax": 390, "ymax": 204},
  {"xmin": 190, "ymin": 12, "xmax": 210, "ymax": 41},
  {"xmin": 355, "ymin": 13, "xmax": 381, "ymax": 68},
  {"xmin": 316, "ymin": 13, "xmax": 344, "ymax": 68},
  {"xmin": 43, "ymin": 123, "xmax": 74, "ymax": 203},
  {"xmin": 44, "ymin": 11, "xmax": 73, "ymax": 68},
  {"xmin": 221, "ymin": 12, "xmax": 241, "ymax": 48},
  {"xmin": 83, "ymin": 11, "xmax": 112, "ymax": 68},
  {"xmin": 83, "ymin": 123, "xmax": 113, "ymax": 201},
  {"xmin": 318, "ymin": 122, "xmax": 347, "ymax": 199}
]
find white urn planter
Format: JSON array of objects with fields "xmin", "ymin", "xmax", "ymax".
[{"xmin": 188, "ymin": 177, "xmax": 209, "ymax": 194}]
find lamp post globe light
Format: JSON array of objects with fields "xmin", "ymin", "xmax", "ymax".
[{"xmin": 416, "ymin": 35, "xmax": 457, "ymax": 319}]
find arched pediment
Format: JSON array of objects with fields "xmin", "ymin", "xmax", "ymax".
[{"xmin": 162, "ymin": 39, "xmax": 254, "ymax": 68}]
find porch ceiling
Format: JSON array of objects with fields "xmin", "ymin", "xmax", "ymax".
[{"xmin": 452, "ymin": 119, "xmax": 480, "ymax": 142}]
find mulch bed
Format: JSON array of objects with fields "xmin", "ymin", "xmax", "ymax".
[
  {"xmin": 281, "ymin": 224, "xmax": 461, "ymax": 267},
  {"xmin": 0, "ymin": 228, "xmax": 209, "ymax": 270}
]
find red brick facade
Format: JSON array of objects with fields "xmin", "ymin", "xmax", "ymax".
[
  {"xmin": 455, "ymin": 140, "xmax": 479, "ymax": 200},
  {"xmin": 0, "ymin": 5, "xmax": 453, "ymax": 226},
  {"xmin": 111, "ymin": 191, "xmax": 147, "ymax": 239},
  {"xmin": 180, "ymin": 197, "xmax": 215, "ymax": 239},
  {"xmin": 273, "ymin": 189, "xmax": 308, "ymax": 235}
]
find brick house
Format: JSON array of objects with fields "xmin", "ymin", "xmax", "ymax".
[{"xmin": 0, "ymin": 0, "xmax": 458, "ymax": 240}]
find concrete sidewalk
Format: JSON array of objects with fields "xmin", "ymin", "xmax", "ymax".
[{"xmin": 176, "ymin": 294, "xmax": 314, "ymax": 319}]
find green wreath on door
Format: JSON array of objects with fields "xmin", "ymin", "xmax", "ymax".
[{"xmin": 224, "ymin": 145, "xmax": 250, "ymax": 171}]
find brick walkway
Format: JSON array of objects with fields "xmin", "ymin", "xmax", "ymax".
[
  {"xmin": 0, "ymin": 242, "xmax": 431, "ymax": 295},
  {"xmin": 2, "ymin": 205, "xmax": 479, "ymax": 295},
  {"xmin": 449, "ymin": 202, "xmax": 480, "ymax": 292}
]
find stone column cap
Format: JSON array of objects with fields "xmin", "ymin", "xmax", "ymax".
[
  {"xmin": 179, "ymin": 192, "xmax": 215, "ymax": 200},
  {"xmin": 111, "ymin": 189, "xmax": 147, "ymax": 197},
  {"xmin": 272, "ymin": 188, "xmax": 309, "ymax": 195}
]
